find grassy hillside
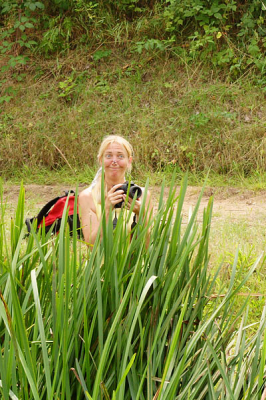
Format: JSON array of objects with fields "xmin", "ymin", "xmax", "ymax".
[
  {"xmin": 1, "ymin": 50, "xmax": 266, "ymax": 187},
  {"xmin": 1, "ymin": 0, "xmax": 266, "ymax": 186}
]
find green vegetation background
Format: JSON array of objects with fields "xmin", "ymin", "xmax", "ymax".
[
  {"xmin": 2, "ymin": 3, "xmax": 266, "ymax": 397},
  {"xmin": 1, "ymin": 0, "xmax": 266, "ymax": 186}
]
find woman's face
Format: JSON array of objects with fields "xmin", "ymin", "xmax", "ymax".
[{"xmin": 102, "ymin": 142, "xmax": 132, "ymax": 182}]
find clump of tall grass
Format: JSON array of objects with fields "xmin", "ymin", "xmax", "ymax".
[{"xmin": 0, "ymin": 175, "xmax": 266, "ymax": 399}]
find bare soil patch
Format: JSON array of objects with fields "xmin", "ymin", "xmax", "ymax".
[
  {"xmin": 3, "ymin": 184, "xmax": 266, "ymax": 226},
  {"xmin": 3, "ymin": 183, "xmax": 266, "ymax": 267}
]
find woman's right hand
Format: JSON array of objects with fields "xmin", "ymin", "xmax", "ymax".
[{"xmin": 106, "ymin": 184, "xmax": 124, "ymax": 208}]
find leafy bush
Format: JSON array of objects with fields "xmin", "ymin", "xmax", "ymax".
[
  {"xmin": 162, "ymin": 0, "xmax": 266, "ymax": 73},
  {"xmin": 0, "ymin": 0, "xmax": 43, "ymax": 57},
  {"xmin": 1, "ymin": 0, "xmax": 266, "ymax": 75}
]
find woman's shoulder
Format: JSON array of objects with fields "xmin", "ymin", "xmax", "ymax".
[
  {"xmin": 79, "ymin": 186, "xmax": 92, "ymax": 199},
  {"xmin": 139, "ymin": 186, "xmax": 152, "ymax": 208},
  {"xmin": 78, "ymin": 187, "xmax": 95, "ymax": 209}
]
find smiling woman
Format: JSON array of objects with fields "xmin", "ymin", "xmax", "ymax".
[
  {"xmin": 102, "ymin": 141, "xmax": 132, "ymax": 187},
  {"xmin": 78, "ymin": 135, "xmax": 153, "ymax": 245}
]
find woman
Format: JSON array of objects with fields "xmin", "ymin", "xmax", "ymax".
[{"xmin": 78, "ymin": 135, "xmax": 153, "ymax": 245}]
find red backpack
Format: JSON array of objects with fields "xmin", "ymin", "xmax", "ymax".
[{"xmin": 25, "ymin": 190, "xmax": 82, "ymax": 237}]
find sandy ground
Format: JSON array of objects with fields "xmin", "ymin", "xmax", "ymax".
[{"xmin": 3, "ymin": 183, "xmax": 266, "ymax": 226}]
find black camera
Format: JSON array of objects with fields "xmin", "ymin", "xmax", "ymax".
[{"xmin": 114, "ymin": 181, "xmax": 142, "ymax": 208}]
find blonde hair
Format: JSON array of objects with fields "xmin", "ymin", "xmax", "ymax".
[{"xmin": 90, "ymin": 135, "xmax": 134, "ymax": 203}]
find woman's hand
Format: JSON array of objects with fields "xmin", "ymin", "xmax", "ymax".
[
  {"xmin": 123, "ymin": 194, "xmax": 141, "ymax": 215},
  {"xmin": 106, "ymin": 184, "xmax": 125, "ymax": 208}
]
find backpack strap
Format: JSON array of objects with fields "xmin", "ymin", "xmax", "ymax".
[
  {"xmin": 27, "ymin": 191, "xmax": 73, "ymax": 229},
  {"xmin": 35, "ymin": 196, "xmax": 63, "ymax": 226},
  {"xmin": 25, "ymin": 196, "xmax": 62, "ymax": 234},
  {"xmin": 25, "ymin": 217, "xmax": 34, "ymax": 235},
  {"xmin": 35, "ymin": 191, "xmax": 75, "ymax": 226}
]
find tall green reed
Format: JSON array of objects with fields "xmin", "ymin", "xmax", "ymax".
[{"xmin": 0, "ymin": 174, "xmax": 265, "ymax": 399}]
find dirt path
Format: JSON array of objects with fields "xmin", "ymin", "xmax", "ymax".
[
  {"xmin": 3, "ymin": 184, "xmax": 266, "ymax": 225},
  {"xmin": 3, "ymin": 183, "xmax": 266, "ymax": 262}
]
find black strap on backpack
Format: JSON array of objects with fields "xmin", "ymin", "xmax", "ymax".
[
  {"xmin": 25, "ymin": 195, "xmax": 61, "ymax": 231},
  {"xmin": 25, "ymin": 190, "xmax": 81, "ymax": 237},
  {"xmin": 36, "ymin": 190, "xmax": 75, "ymax": 226}
]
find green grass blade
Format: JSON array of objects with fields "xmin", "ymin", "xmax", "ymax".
[
  {"xmin": 31, "ymin": 269, "xmax": 52, "ymax": 398},
  {"xmin": 206, "ymin": 338, "xmax": 235, "ymax": 399},
  {"xmin": 157, "ymin": 292, "xmax": 189, "ymax": 399}
]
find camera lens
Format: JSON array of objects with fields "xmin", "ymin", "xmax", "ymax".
[
  {"xmin": 129, "ymin": 185, "xmax": 142, "ymax": 199},
  {"xmin": 114, "ymin": 182, "xmax": 142, "ymax": 208}
]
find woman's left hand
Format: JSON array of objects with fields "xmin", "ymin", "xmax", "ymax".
[{"xmin": 123, "ymin": 194, "xmax": 141, "ymax": 215}]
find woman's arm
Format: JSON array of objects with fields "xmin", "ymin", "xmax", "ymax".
[
  {"xmin": 78, "ymin": 189, "xmax": 102, "ymax": 245},
  {"xmin": 141, "ymin": 190, "xmax": 153, "ymax": 248},
  {"xmin": 78, "ymin": 185, "xmax": 125, "ymax": 245},
  {"xmin": 124, "ymin": 188, "xmax": 153, "ymax": 247},
  {"xmin": 123, "ymin": 189, "xmax": 153, "ymax": 222}
]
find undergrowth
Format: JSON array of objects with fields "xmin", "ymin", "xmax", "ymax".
[{"xmin": 1, "ymin": 175, "xmax": 266, "ymax": 399}]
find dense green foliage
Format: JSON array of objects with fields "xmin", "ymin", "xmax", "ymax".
[
  {"xmin": 1, "ymin": 176, "xmax": 266, "ymax": 399},
  {"xmin": 1, "ymin": 1, "xmax": 266, "ymax": 78}
]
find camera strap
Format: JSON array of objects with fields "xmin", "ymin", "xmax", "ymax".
[
  {"xmin": 131, "ymin": 214, "xmax": 137, "ymax": 230},
  {"xmin": 112, "ymin": 209, "xmax": 136, "ymax": 231},
  {"xmin": 113, "ymin": 210, "xmax": 118, "ymax": 229}
]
